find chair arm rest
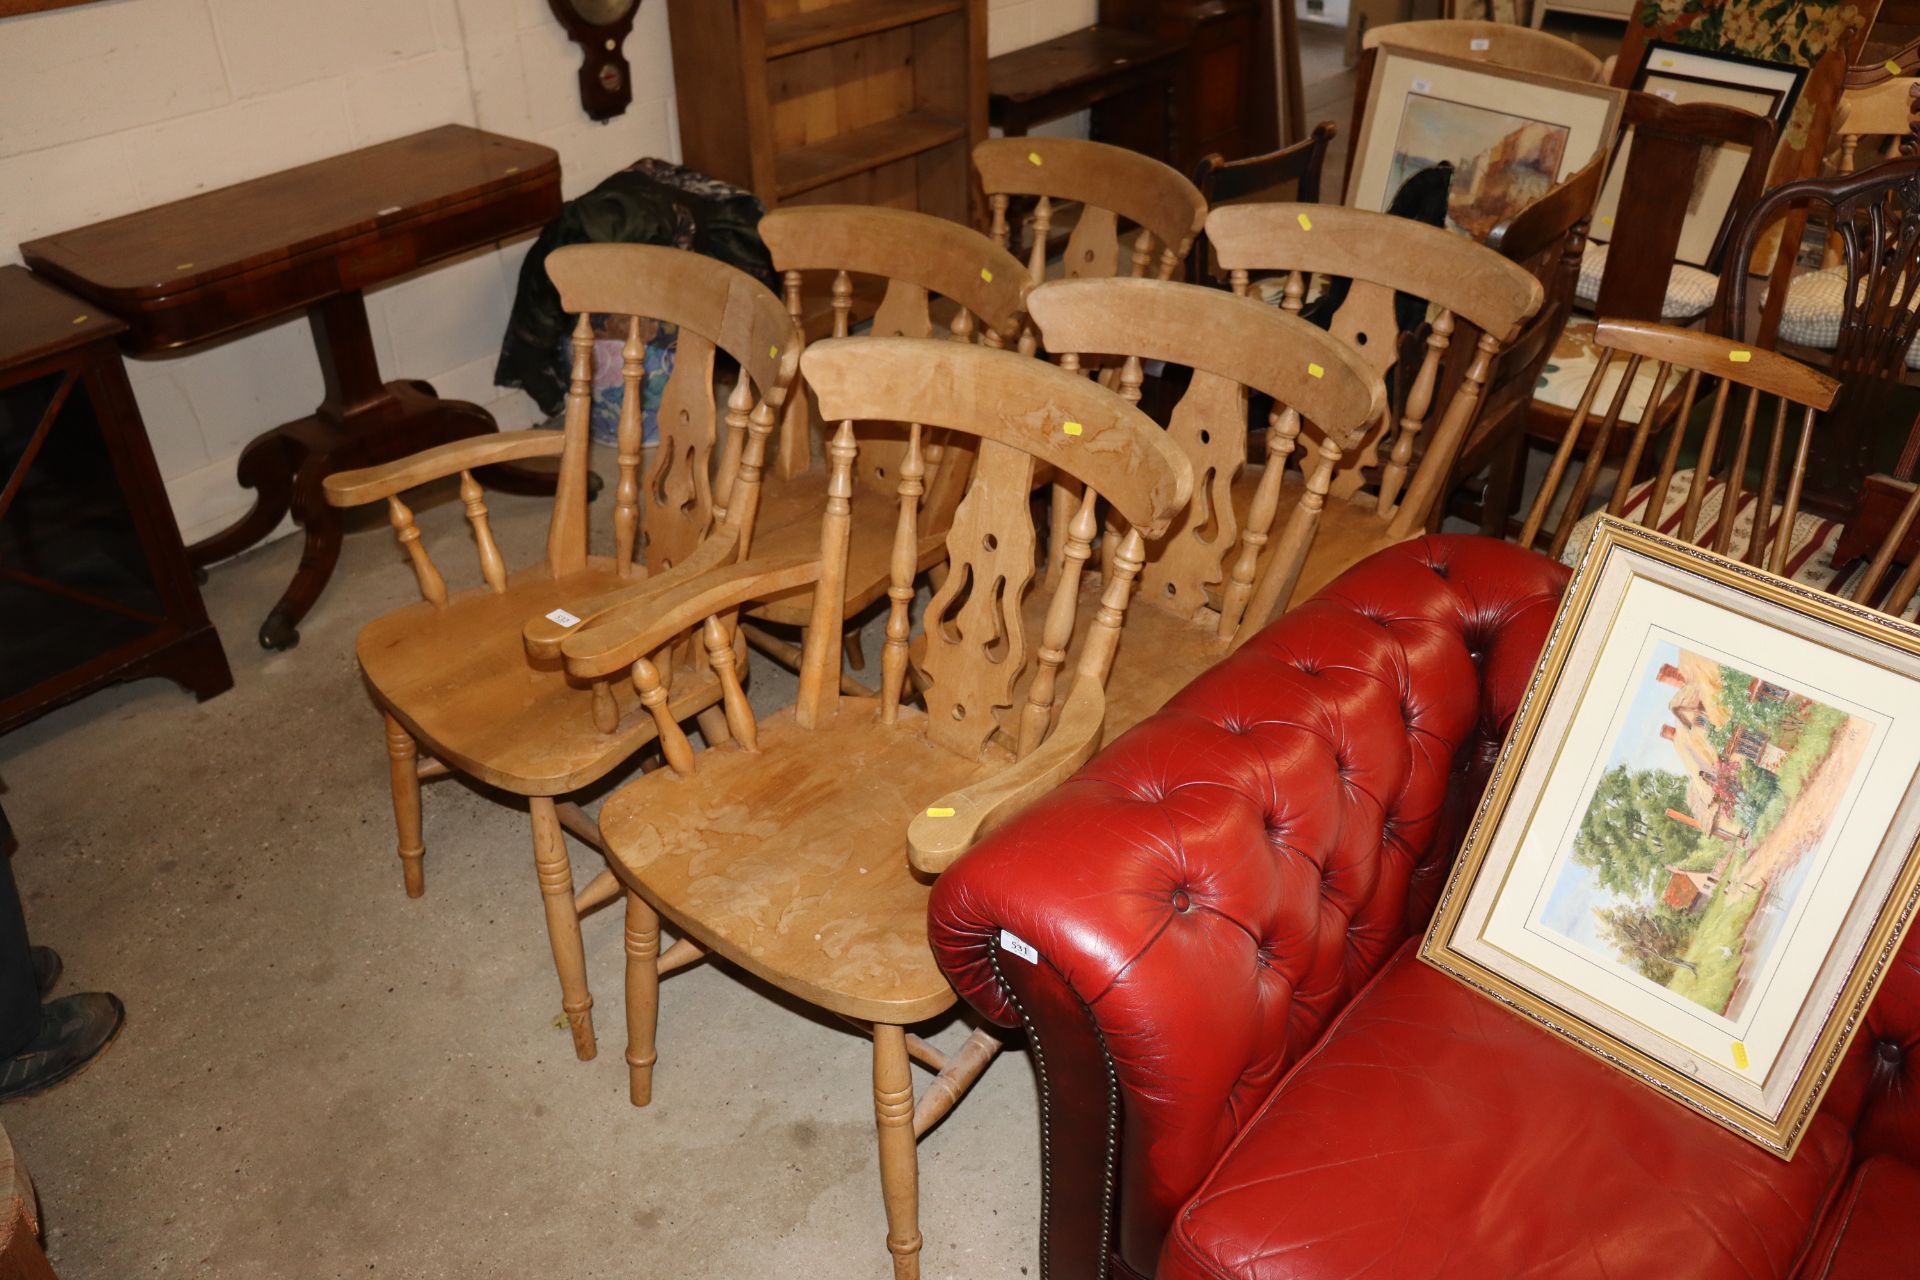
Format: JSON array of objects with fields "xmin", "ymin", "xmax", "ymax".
[
  {"xmin": 323, "ymin": 429, "xmax": 565, "ymax": 507},
  {"xmin": 560, "ymin": 553, "xmax": 821, "ymax": 679},
  {"xmin": 907, "ymin": 679, "xmax": 1105, "ymax": 875},
  {"xmin": 521, "ymin": 532, "xmax": 741, "ymax": 661}
]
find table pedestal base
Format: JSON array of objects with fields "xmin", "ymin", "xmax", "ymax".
[{"xmin": 186, "ymin": 380, "xmax": 565, "ymax": 650}]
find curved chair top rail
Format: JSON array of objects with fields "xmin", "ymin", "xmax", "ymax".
[
  {"xmin": 1363, "ymin": 19, "xmax": 1603, "ymax": 82},
  {"xmin": 801, "ymin": 337, "xmax": 1193, "ymax": 537},
  {"xmin": 973, "ymin": 136, "xmax": 1208, "ymax": 256},
  {"xmin": 544, "ymin": 243, "xmax": 799, "ymax": 406},
  {"xmin": 1721, "ymin": 155, "xmax": 1920, "ymax": 338},
  {"xmin": 1593, "ymin": 318, "xmax": 1840, "ymax": 409},
  {"xmin": 1026, "ymin": 276, "xmax": 1386, "ymax": 450},
  {"xmin": 758, "ymin": 205, "xmax": 1031, "ymax": 338},
  {"xmin": 1204, "ymin": 202, "xmax": 1545, "ymax": 339}
]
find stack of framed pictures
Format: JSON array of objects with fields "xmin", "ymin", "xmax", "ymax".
[
  {"xmin": 1346, "ymin": 47, "xmax": 1624, "ymax": 239},
  {"xmin": 1588, "ymin": 42, "xmax": 1809, "ymax": 272},
  {"xmin": 1424, "ymin": 518, "xmax": 1920, "ymax": 1157}
]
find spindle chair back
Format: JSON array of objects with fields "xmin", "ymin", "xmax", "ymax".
[
  {"xmin": 1019, "ymin": 275, "xmax": 1383, "ymax": 736},
  {"xmin": 552, "ymin": 338, "xmax": 1192, "ymax": 1280},
  {"xmin": 974, "ymin": 136, "xmax": 1207, "ymax": 286},
  {"xmin": 1203, "ymin": 201, "xmax": 1542, "ymax": 604},
  {"xmin": 745, "ymin": 206, "xmax": 1032, "ymax": 668},
  {"xmin": 1520, "ymin": 319, "xmax": 1840, "ymax": 571},
  {"xmin": 321, "ymin": 244, "xmax": 799, "ymax": 1065}
]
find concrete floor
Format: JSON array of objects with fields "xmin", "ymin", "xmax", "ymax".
[{"xmin": 0, "ymin": 474, "xmax": 1040, "ymax": 1278}]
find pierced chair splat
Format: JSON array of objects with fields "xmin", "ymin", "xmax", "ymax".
[
  {"xmin": 322, "ymin": 243, "xmax": 799, "ymax": 1063},
  {"xmin": 556, "ymin": 337, "xmax": 1192, "ymax": 1280},
  {"xmin": 747, "ymin": 205, "xmax": 1033, "ymax": 682}
]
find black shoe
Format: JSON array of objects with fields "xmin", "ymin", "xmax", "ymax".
[
  {"xmin": 0, "ymin": 993, "xmax": 124, "ymax": 1102},
  {"xmin": 29, "ymin": 947, "xmax": 59, "ymax": 999}
]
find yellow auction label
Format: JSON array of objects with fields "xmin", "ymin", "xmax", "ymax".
[
  {"xmin": 925, "ymin": 806, "xmax": 956, "ymax": 818},
  {"xmin": 1732, "ymin": 1042, "xmax": 1750, "ymax": 1069},
  {"xmin": 1028, "ymin": 151, "xmax": 1043, "ymax": 165},
  {"xmin": 1063, "ymin": 421, "xmax": 1084, "ymax": 436},
  {"xmin": 1307, "ymin": 362, "xmax": 1325, "ymax": 379},
  {"xmin": 1297, "ymin": 212, "xmax": 1313, "ymax": 231},
  {"xmin": 980, "ymin": 267, "xmax": 993, "ymax": 282},
  {"xmin": 1730, "ymin": 350, "xmax": 1753, "ymax": 363}
]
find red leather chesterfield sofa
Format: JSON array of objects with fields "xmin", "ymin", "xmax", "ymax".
[{"xmin": 929, "ymin": 535, "xmax": 1920, "ymax": 1280}]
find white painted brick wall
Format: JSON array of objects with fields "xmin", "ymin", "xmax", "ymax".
[{"xmin": 0, "ymin": 0, "xmax": 1076, "ymax": 544}]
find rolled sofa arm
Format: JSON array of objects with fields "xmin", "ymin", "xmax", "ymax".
[{"xmin": 927, "ymin": 535, "xmax": 1569, "ymax": 1279}]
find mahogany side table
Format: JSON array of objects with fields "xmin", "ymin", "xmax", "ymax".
[
  {"xmin": 22, "ymin": 125, "xmax": 565, "ymax": 650},
  {"xmin": 0, "ymin": 266, "xmax": 231, "ymax": 733}
]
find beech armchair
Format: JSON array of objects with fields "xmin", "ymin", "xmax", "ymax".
[
  {"xmin": 322, "ymin": 244, "xmax": 798, "ymax": 1063},
  {"xmin": 929, "ymin": 534, "xmax": 1920, "ymax": 1280},
  {"xmin": 553, "ymin": 337, "xmax": 1192, "ymax": 1278}
]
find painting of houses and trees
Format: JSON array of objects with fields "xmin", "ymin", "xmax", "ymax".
[{"xmin": 1538, "ymin": 641, "xmax": 1869, "ymax": 1021}]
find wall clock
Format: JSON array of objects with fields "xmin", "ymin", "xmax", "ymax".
[{"xmin": 546, "ymin": 0, "xmax": 640, "ymax": 121}]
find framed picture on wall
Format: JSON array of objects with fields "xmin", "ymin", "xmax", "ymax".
[
  {"xmin": 1588, "ymin": 43, "xmax": 1809, "ymax": 269},
  {"xmin": 1422, "ymin": 517, "xmax": 1920, "ymax": 1158},
  {"xmin": 1346, "ymin": 47, "xmax": 1624, "ymax": 240}
]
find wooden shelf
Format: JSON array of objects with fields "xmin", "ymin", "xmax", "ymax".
[
  {"xmin": 774, "ymin": 111, "xmax": 967, "ymax": 197},
  {"xmin": 765, "ymin": 0, "xmax": 966, "ymax": 58}
]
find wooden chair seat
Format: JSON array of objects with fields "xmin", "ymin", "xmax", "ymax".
[
  {"xmin": 744, "ymin": 465, "xmax": 947, "ymax": 629},
  {"xmin": 1227, "ymin": 463, "xmax": 1407, "ymax": 609},
  {"xmin": 596, "ymin": 698, "xmax": 1000, "ymax": 1025},
  {"xmin": 359, "ymin": 559, "xmax": 720, "ymax": 795}
]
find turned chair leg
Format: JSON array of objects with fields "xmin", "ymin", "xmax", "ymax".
[
  {"xmin": 843, "ymin": 626, "xmax": 867, "ymax": 671},
  {"xmin": 528, "ymin": 796, "xmax": 595, "ymax": 1060},
  {"xmin": 624, "ymin": 888, "xmax": 661, "ymax": 1106},
  {"xmin": 382, "ymin": 713, "xmax": 425, "ymax": 898},
  {"xmin": 694, "ymin": 705, "xmax": 733, "ymax": 749},
  {"xmin": 872, "ymin": 1024, "xmax": 923, "ymax": 1280}
]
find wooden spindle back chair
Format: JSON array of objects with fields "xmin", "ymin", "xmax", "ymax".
[
  {"xmin": 745, "ymin": 205, "xmax": 1032, "ymax": 668},
  {"xmin": 1203, "ymin": 202, "xmax": 1543, "ymax": 603},
  {"xmin": 973, "ymin": 136, "xmax": 1207, "ymax": 286},
  {"xmin": 1020, "ymin": 275, "xmax": 1385, "ymax": 736},
  {"xmin": 320, "ymin": 244, "xmax": 799, "ymax": 1065},
  {"xmin": 552, "ymin": 338, "xmax": 1192, "ymax": 1279},
  {"xmin": 1520, "ymin": 319, "xmax": 1840, "ymax": 571}
]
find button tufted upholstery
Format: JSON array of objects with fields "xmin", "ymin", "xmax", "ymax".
[{"xmin": 928, "ymin": 534, "xmax": 1920, "ymax": 1279}]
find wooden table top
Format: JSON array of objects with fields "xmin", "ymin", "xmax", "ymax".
[
  {"xmin": 0, "ymin": 265, "xmax": 126, "ymax": 370},
  {"xmin": 987, "ymin": 24, "xmax": 1179, "ymax": 105},
  {"xmin": 20, "ymin": 125, "xmax": 558, "ymax": 302}
]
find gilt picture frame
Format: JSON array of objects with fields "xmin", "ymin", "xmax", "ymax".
[
  {"xmin": 1346, "ymin": 47, "xmax": 1624, "ymax": 240},
  {"xmin": 1422, "ymin": 517, "xmax": 1920, "ymax": 1158}
]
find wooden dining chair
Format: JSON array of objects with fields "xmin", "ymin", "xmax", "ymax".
[
  {"xmin": 551, "ymin": 338, "xmax": 1191, "ymax": 1279},
  {"xmin": 1188, "ymin": 121, "xmax": 1337, "ymax": 286},
  {"xmin": 1519, "ymin": 318, "xmax": 1840, "ymax": 571},
  {"xmin": 1723, "ymin": 156, "xmax": 1920, "ymax": 524},
  {"xmin": 1018, "ymin": 275, "xmax": 1383, "ymax": 739},
  {"xmin": 744, "ymin": 205, "xmax": 1031, "ymax": 680},
  {"xmin": 322, "ymin": 244, "xmax": 799, "ymax": 1064},
  {"xmin": 973, "ymin": 136, "xmax": 1207, "ymax": 286},
  {"xmin": 1203, "ymin": 202, "xmax": 1544, "ymax": 608}
]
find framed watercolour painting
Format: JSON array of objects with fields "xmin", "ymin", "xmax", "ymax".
[
  {"xmin": 1588, "ymin": 43, "xmax": 1808, "ymax": 268},
  {"xmin": 1422, "ymin": 517, "xmax": 1920, "ymax": 1157},
  {"xmin": 1346, "ymin": 48, "xmax": 1624, "ymax": 240}
]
